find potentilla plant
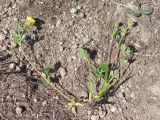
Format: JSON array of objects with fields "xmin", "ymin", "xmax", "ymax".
[{"xmin": 12, "ymin": 16, "xmax": 82, "ymax": 109}]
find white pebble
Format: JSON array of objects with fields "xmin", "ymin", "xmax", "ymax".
[
  {"xmin": 9, "ymin": 63, "xmax": 16, "ymax": 69},
  {"xmin": 70, "ymin": 8, "xmax": 77, "ymax": 14},
  {"xmin": 110, "ymin": 106, "xmax": 117, "ymax": 113},
  {"xmin": 0, "ymin": 34, "xmax": 5, "ymax": 41},
  {"xmin": 16, "ymin": 106, "xmax": 23, "ymax": 115}
]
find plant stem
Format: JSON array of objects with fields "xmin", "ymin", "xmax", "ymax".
[
  {"xmin": 20, "ymin": 45, "xmax": 73, "ymax": 102},
  {"xmin": 19, "ymin": 45, "xmax": 41, "ymax": 75},
  {"xmin": 50, "ymin": 83, "xmax": 73, "ymax": 102}
]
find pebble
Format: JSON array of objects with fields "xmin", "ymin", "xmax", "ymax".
[
  {"xmin": 16, "ymin": 106, "xmax": 23, "ymax": 115},
  {"xmin": 79, "ymin": 12, "xmax": 85, "ymax": 18},
  {"xmin": 59, "ymin": 68, "xmax": 66, "ymax": 78},
  {"xmin": 91, "ymin": 115, "xmax": 99, "ymax": 120},
  {"xmin": 9, "ymin": 63, "xmax": 16, "ymax": 70},
  {"xmin": 0, "ymin": 34, "xmax": 5, "ymax": 41},
  {"xmin": 98, "ymin": 110, "xmax": 106, "ymax": 118},
  {"xmin": 2, "ymin": 28, "xmax": 8, "ymax": 35},
  {"xmin": 42, "ymin": 101, "xmax": 47, "ymax": 106},
  {"xmin": 33, "ymin": 98, "xmax": 37, "ymax": 102},
  {"xmin": 70, "ymin": 8, "xmax": 77, "ymax": 14},
  {"xmin": 110, "ymin": 106, "xmax": 117, "ymax": 113},
  {"xmin": 71, "ymin": 107, "xmax": 77, "ymax": 114},
  {"xmin": 16, "ymin": 66, "xmax": 21, "ymax": 71},
  {"xmin": 80, "ymin": 90, "xmax": 88, "ymax": 98},
  {"xmin": 2, "ymin": 46, "xmax": 8, "ymax": 51}
]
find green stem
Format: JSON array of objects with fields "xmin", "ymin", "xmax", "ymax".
[
  {"xmin": 50, "ymin": 83, "xmax": 72, "ymax": 102},
  {"xmin": 20, "ymin": 45, "xmax": 73, "ymax": 102},
  {"xmin": 19, "ymin": 45, "xmax": 41, "ymax": 75}
]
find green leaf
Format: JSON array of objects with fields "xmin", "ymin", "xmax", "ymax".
[
  {"xmin": 121, "ymin": 28, "xmax": 129, "ymax": 37},
  {"xmin": 99, "ymin": 64, "xmax": 109, "ymax": 80},
  {"xmin": 120, "ymin": 58, "xmax": 128, "ymax": 64},
  {"xmin": 42, "ymin": 74, "xmax": 52, "ymax": 85},
  {"xmin": 87, "ymin": 80, "xmax": 95, "ymax": 101},
  {"xmin": 120, "ymin": 44, "xmax": 127, "ymax": 55},
  {"xmin": 79, "ymin": 48, "xmax": 90, "ymax": 60},
  {"xmin": 114, "ymin": 20, "xmax": 120, "ymax": 29},
  {"xmin": 92, "ymin": 68, "xmax": 101, "ymax": 80},
  {"xmin": 127, "ymin": 19, "xmax": 135, "ymax": 27},
  {"xmin": 41, "ymin": 64, "xmax": 52, "ymax": 85},
  {"xmin": 115, "ymin": 34, "xmax": 122, "ymax": 43},
  {"xmin": 126, "ymin": 46, "xmax": 133, "ymax": 54},
  {"xmin": 95, "ymin": 81, "xmax": 110, "ymax": 101},
  {"xmin": 41, "ymin": 64, "xmax": 52, "ymax": 76}
]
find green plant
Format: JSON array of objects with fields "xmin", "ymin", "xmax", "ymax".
[
  {"xmin": 11, "ymin": 23, "xmax": 26, "ymax": 46},
  {"xmin": 79, "ymin": 48, "xmax": 90, "ymax": 60},
  {"xmin": 79, "ymin": 48, "xmax": 118, "ymax": 102},
  {"xmin": 111, "ymin": 20, "xmax": 134, "ymax": 64},
  {"xmin": 12, "ymin": 16, "xmax": 82, "ymax": 109}
]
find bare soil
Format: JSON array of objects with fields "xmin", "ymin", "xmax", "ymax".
[{"xmin": 1, "ymin": 0, "xmax": 160, "ymax": 120}]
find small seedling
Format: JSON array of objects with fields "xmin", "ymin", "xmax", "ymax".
[
  {"xmin": 79, "ymin": 48, "xmax": 90, "ymax": 60},
  {"xmin": 79, "ymin": 49, "xmax": 118, "ymax": 102},
  {"xmin": 12, "ymin": 23, "xmax": 26, "ymax": 46},
  {"xmin": 112, "ymin": 20, "xmax": 134, "ymax": 64},
  {"xmin": 41, "ymin": 64, "xmax": 52, "ymax": 85}
]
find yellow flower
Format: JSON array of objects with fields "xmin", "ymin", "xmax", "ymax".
[{"xmin": 25, "ymin": 16, "xmax": 36, "ymax": 26}]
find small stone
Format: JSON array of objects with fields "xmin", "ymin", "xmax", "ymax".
[
  {"xmin": 71, "ymin": 107, "xmax": 77, "ymax": 114},
  {"xmin": 2, "ymin": 46, "xmax": 8, "ymax": 51},
  {"xmin": 16, "ymin": 66, "xmax": 21, "ymax": 71},
  {"xmin": 13, "ymin": 17, "xmax": 19, "ymax": 22},
  {"xmin": 56, "ymin": 19, "xmax": 62, "ymax": 27},
  {"xmin": 77, "ymin": 5, "xmax": 82, "ymax": 10},
  {"xmin": 118, "ymin": 107, "xmax": 123, "ymax": 113},
  {"xmin": 88, "ymin": 110, "xmax": 92, "ymax": 115},
  {"xmin": 60, "ymin": 68, "xmax": 66, "ymax": 78},
  {"xmin": 91, "ymin": 115, "xmax": 99, "ymax": 120},
  {"xmin": 42, "ymin": 101, "xmax": 47, "ymax": 106},
  {"xmin": 80, "ymin": 90, "xmax": 88, "ymax": 98},
  {"xmin": 98, "ymin": 110, "xmax": 106, "ymax": 118},
  {"xmin": 130, "ymin": 93, "xmax": 135, "ymax": 99},
  {"xmin": 0, "ymin": 34, "xmax": 5, "ymax": 41},
  {"xmin": 33, "ymin": 98, "xmax": 37, "ymax": 102},
  {"xmin": 79, "ymin": 12, "xmax": 85, "ymax": 18},
  {"xmin": 55, "ymin": 95, "xmax": 59, "ymax": 100},
  {"xmin": 2, "ymin": 28, "xmax": 8, "ymax": 35},
  {"xmin": 110, "ymin": 106, "xmax": 117, "ymax": 113},
  {"xmin": 9, "ymin": 63, "xmax": 16, "ymax": 70},
  {"xmin": 16, "ymin": 106, "xmax": 25, "ymax": 115},
  {"xmin": 70, "ymin": 8, "xmax": 77, "ymax": 14}
]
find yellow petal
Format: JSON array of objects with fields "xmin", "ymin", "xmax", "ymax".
[{"xmin": 25, "ymin": 16, "xmax": 36, "ymax": 26}]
